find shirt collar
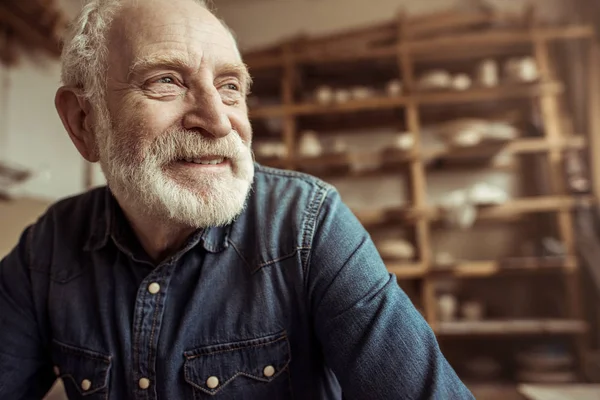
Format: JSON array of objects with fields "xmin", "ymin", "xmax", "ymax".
[{"xmin": 84, "ymin": 186, "xmax": 230, "ymax": 253}]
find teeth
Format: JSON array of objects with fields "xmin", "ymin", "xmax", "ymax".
[
  {"xmin": 185, "ymin": 158, "xmax": 193, "ymax": 163},
  {"xmin": 191, "ymin": 158, "xmax": 224, "ymax": 165}
]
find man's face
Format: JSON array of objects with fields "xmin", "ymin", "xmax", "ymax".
[{"xmin": 94, "ymin": 0, "xmax": 254, "ymax": 228}]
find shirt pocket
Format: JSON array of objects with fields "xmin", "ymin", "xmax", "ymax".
[
  {"xmin": 183, "ymin": 330, "xmax": 292, "ymax": 399},
  {"xmin": 51, "ymin": 339, "xmax": 112, "ymax": 399}
]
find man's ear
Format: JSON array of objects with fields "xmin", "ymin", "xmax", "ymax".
[{"xmin": 55, "ymin": 87, "xmax": 100, "ymax": 162}]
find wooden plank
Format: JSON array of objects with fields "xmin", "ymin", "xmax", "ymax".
[
  {"xmin": 415, "ymin": 82, "xmax": 563, "ymax": 106},
  {"xmin": 429, "ymin": 195, "xmax": 594, "ymax": 220},
  {"xmin": 407, "ymin": 26, "xmax": 594, "ymax": 54},
  {"xmin": 476, "ymin": 196, "xmax": 590, "ymax": 219},
  {"xmin": 431, "ymin": 257, "xmax": 576, "ymax": 278},
  {"xmin": 397, "ymin": 13, "xmax": 436, "ymax": 329},
  {"xmin": 245, "ymin": 26, "xmax": 595, "ymax": 70},
  {"xmin": 352, "ymin": 196, "xmax": 594, "ymax": 226},
  {"xmin": 533, "ymin": 36, "xmax": 586, "ymax": 378},
  {"xmin": 518, "ymin": 384, "xmax": 600, "ymax": 400},
  {"xmin": 387, "ymin": 262, "xmax": 426, "ymax": 279},
  {"xmin": 249, "ymin": 82, "xmax": 564, "ymax": 119},
  {"xmin": 436, "ymin": 319, "xmax": 588, "ymax": 336},
  {"xmin": 281, "ymin": 45, "xmax": 296, "ymax": 170},
  {"xmin": 292, "ymin": 96, "xmax": 407, "ymax": 116}
]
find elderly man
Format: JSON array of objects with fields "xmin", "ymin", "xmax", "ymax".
[{"xmin": 0, "ymin": 0, "xmax": 474, "ymax": 399}]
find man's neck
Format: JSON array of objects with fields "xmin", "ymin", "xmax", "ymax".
[{"xmin": 117, "ymin": 200, "xmax": 196, "ymax": 263}]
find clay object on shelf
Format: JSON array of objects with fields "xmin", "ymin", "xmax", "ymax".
[
  {"xmin": 434, "ymin": 252, "xmax": 456, "ymax": 268},
  {"xmin": 461, "ymin": 301, "xmax": 485, "ymax": 321},
  {"xmin": 417, "ymin": 69, "xmax": 453, "ymax": 91},
  {"xmin": 565, "ymin": 150, "xmax": 591, "ymax": 193},
  {"xmin": 315, "ymin": 85, "xmax": 334, "ymax": 105},
  {"xmin": 376, "ymin": 238, "xmax": 415, "ymax": 260},
  {"xmin": 334, "ymin": 88, "xmax": 352, "ymax": 104},
  {"xmin": 516, "ymin": 370, "xmax": 578, "ymax": 384},
  {"xmin": 504, "ymin": 56, "xmax": 540, "ymax": 83},
  {"xmin": 434, "ymin": 119, "xmax": 487, "ymax": 147},
  {"xmin": 439, "ymin": 190, "xmax": 478, "ymax": 229},
  {"xmin": 469, "ymin": 182, "xmax": 509, "ymax": 205},
  {"xmin": 385, "ymin": 79, "xmax": 403, "ymax": 97},
  {"xmin": 437, "ymin": 294, "xmax": 458, "ymax": 322},
  {"xmin": 393, "ymin": 132, "xmax": 415, "ymax": 151},
  {"xmin": 351, "ymin": 86, "xmax": 375, "ymax": 100},
  {"xmin": 541, "ymin": 237, "xmax": 566, "ymax": 257},
  {"xmin": 451, "ymin": 73, "xmax": 472, "ymax": 91},
  {"xmin": 298, "ymin": 131, "xmax": 323, "ymax": 157},
  {"xmin": 255, "ymin": 142, "xmax": 287, "ymax": 159},
  {"xmin": 516, "ymin": 345, "xmax": 574, "ymax": 371},
  {"xmin": 329, "ymin": 138, "xmax": 348, "ymax": 154},
  {"xmin": 434, "ymin": 118, "xmax": 518, "ymax": 148},
  {"xmin": 485, "ymin": 121, "xmax": 519, "ymax": 141},
  {"xmin": 477, "ymin": 58, "xmax": 499, "ymax": 87}
]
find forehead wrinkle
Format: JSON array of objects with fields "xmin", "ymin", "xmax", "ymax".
[{"xmin": 128, "ymin": 52, "xmax": 196, "ymax": 79}]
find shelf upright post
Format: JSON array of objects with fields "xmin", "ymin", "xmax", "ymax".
[
  {"xmin": 281, "ymin": 43, "xmax": 298, "ymax": 170},
  {"xmin": 395, "ymin": 11, "xmax": 435, "ymax": 327},
  {"xmin": 531, "ymin": 15, "xmax": 586, "ymax": 377}
]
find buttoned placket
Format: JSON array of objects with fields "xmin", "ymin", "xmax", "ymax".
[{"xmin": 131, "ymin": 260, "xmax": 178, "ymax": 400}]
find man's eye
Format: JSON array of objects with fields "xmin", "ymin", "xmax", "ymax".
[
  {"xmin": 224, "ymin": 83, "xmax": 239, "ymax": 91},
  {"xmin": 156, "ymin": 76, "xmax": 175, "ymax": 84}
]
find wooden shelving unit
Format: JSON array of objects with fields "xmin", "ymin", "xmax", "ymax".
[{"xmin": 244, "ymin": 9, "xmax": 596, "ymax": 381}]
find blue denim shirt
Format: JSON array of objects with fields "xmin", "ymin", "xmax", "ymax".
[{"xmin": 0, "ymin": 164, "xmax": 473, "ymax": 399}]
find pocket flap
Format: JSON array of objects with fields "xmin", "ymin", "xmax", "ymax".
[
  {"xmin": 52, "ymin": 340, "xmax": 112, "ymax": 396},
  {"xmin": 183, "ymin": 331, "xmax": 290, "ymax": 395}
]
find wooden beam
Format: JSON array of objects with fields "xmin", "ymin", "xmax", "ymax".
[{"xmin": 245, "ymin": 26, "xmax": 595, "ymax": 70}]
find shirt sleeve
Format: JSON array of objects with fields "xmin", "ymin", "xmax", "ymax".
[
  {"xmin": 307, "ymin": 190, "xmax": 474, "ymax": 400},
  {"xmin": 0, "ymin": 226, "xmax": 55, "ymax": 399}
]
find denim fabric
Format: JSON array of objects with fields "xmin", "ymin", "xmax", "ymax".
[{"xmin": 0, "ymin": 164, "xmax": 474, "ymax": 399}]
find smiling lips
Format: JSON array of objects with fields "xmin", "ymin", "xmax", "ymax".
[{"xmin": 179, "ymin": 156, "xmax": 226, "ymax": 165}]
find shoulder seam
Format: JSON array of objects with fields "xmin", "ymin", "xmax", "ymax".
[{"xmin": 254, "ymin": 164, "xmax": 334, "ymax": 191}]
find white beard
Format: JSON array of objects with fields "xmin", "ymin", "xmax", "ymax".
[{"xmin": 94, "ymin": 104, "xmax": 255, "ymax": 229}]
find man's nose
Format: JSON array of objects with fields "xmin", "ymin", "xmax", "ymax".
[{"xmin": 182, "ymin": 86, "xmax": 232, "ymax": 139}]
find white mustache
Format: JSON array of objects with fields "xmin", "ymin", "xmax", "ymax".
[{"xmin": 147, "ymin": 129, "xmax": 249, "ymax": 164}]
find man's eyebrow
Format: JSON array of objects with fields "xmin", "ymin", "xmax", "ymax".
[
  {"xmin": 127, "ymin": 56, "xmax": 253, "ymax": 92},
  {"xmin": 128, "ymin": 53, "xmax": 193, "ymax": 80},
  {"xmin": 218, "ymin": 62, "xmax": 253, "ymax": 93}
]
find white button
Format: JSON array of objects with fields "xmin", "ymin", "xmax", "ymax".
[
  {"xmin": 138, "ymin": 378, "xmax": 150, "ymax": 390},
  {"xmin": 206, "ymin": 376, "xmax": 219, "ymax": 389},
  {"xmin": 81, "ymin": 379, "xmax": 92, "ymax": 391},
  {"xmin": 263, "ymin": 365, "xmax": 275, "ymax": 378},
  {"xmin": 53, "ymin": 366, "xmax": 60, "ymax": 376},
  {"xmin": 148, "ymin": 283, "xmax": 160, "ymax": 294}
]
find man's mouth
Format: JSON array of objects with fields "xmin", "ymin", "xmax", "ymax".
[{"xmin": 177, "ymin": 157, "xmax": 226, "ymax": 165}]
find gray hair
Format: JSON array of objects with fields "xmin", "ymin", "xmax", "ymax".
[{"xmin": 60, "ymin": 0, "xmax": 210, "ymax": 105}]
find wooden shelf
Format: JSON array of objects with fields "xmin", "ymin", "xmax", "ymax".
[
  {"xmin": 257, "ymin": 148, "xmax": 413, "ymax": 177},
  {"xmin": 388, "ymin": 257, "xmax": 576, "ymax": 279},
  {"xmin": 351, "ymin": 195, "xmax": 594, "ymax": 227},
  {"xmin": 250, "ymin": 82, "xmax": 562, "ymax": 119},
  {"xmin": 432, "ymin": 257, "xmax": 576, "ymax": 278},
  {"xmin": 435, "ymin": 319, "xmax": 588, "ymax": 336},
  {"xmin": 245, "ymin": 26, "xmax": 594, "ymax": 70},
  {"xmin": 431, "ymin": 195, "xmax": 595, "ymax": 221},
  {"xmin": 244, "ymin": 16, "xmax": 595, "ymax": 370},
  {"xmin": 353, "ymin": 206, "xmax": 419, "ymax": 227},
  {"xmin": 387, "ymin": 262, "xmax": 426, "ymax": 279},
  {"xmin": 415, "ymin": 82, "xmax": 563, "ymax": 106},
  {"xmin": 256, "ymin": 137, "xmax": 587, "ymax": 176}
]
